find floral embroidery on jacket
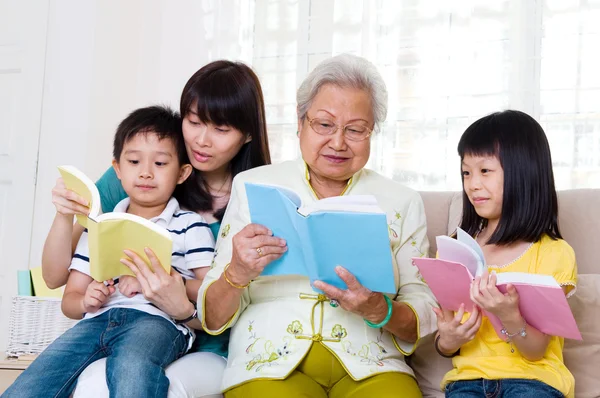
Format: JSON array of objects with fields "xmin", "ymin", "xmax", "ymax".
[
  {"xmin": 221, "ymin": 224, "xmax": 231, "ymax": 239},
  {"xmin": 287, "ymin": 320, "xmax": 303, "ymax": 335},
  {"xmin": 245, "ymin": 320, "xmax": 297, "ymax": 372},
  {"xmin": 410, "ymin": 236, "xmax": 425, "ymax": 257},
  {"xmin": 388, "ymin": 210, "xmax": 402, "ymax": 239},
  {"xmin": 340, "ymin": 329, "xmax": 388, "ymax": 368},
  {"xmin": 331, "ymin": 324, "xmax": 347, "ymax": 339}
]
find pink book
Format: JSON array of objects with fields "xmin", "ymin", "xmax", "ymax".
[{"xmin": 413, "ymin": 231, "xmax": 582, "ymax": 340}]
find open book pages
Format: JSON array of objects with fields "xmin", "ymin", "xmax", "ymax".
[
  {"xmin": 298, "ymin": 195, "xmax": 384, "ymax": 216},
  {"xmin": 271, "ymin": 184, "xmax": 384, "ymax": 216},
  {"xmin": 495, "ymin": 272, "xmax": 559, "ymax": 287},
  {"xmin": 437, "ymin": 228, "xmax": 486, "ymax": 277},
  {"xmin": 58, "ymin": 165, "xmax": 102, "ymax": 227}
]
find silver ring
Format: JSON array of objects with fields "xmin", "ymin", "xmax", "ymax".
[{"xmin": 329, "ymin": 299, "xmax": 339, "ymax": 308}]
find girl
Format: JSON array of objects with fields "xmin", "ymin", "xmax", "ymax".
[
  {"xmin": 434, "ymin": 110, "xmax": 577, "ymax": 398},
  {"xmin": 41, "ymin": 60, "xmax": 271, "ymax": 397}
]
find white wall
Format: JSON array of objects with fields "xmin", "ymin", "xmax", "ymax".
[{"xmin": 29, "ymin": 0, "xmax": 254, "ymax": 266}]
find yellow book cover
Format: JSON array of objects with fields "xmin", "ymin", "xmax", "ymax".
[
  {"xmin": 30, "ymin": 266, "xmax": 64, "ymax": 298},
  {"xmin": 58, "ymin": 165, "xmax": 172, "ymax": 281}
]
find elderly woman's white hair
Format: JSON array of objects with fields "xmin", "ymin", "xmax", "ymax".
[{"xmin": 296, "ymin": 53, "xmax": 388, "ymax": 130}]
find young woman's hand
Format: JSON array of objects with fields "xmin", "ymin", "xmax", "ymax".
[
  {"xmin": 470, "ymin": 271, "xmax": 521, "ymax": 324},
  {"xmin": 433, "ymin": 303, "xmax": 482, "ymax": 354},
  {"xmin": 226, "ymin": 224, "xmax": 287, "ymax": 286},
  {"xmin": 52, "ymin": 177, "xmax": 91, "ymax": 216},
  {"xmin": 83, "ymin": 279, "xmax": 115, "ymax": 314},
  {"xmin": 118, "ymin": 275, "xmax": 142, "ymax": 298}
]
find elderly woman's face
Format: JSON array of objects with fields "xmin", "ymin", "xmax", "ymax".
[{"xmin": 298, "ymin": 84, "xmax": 373, "ymax": 182}]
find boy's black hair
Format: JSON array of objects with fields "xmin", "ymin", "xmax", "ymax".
[
  {"xmin": 457, "ymin": 109, "xmax": 562, "ymax": 244},
  {"xmin": 113, "ymin": 105, "xmax": 187, "ymax": 165}
]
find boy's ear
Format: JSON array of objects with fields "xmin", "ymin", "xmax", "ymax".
[
  {"xmin": 112, "ymin": 159, "xmax": 122, "ymax": 180},
  {"xmin": 177, "ymin": 164, "xmax": 193, "ymax": 185}
]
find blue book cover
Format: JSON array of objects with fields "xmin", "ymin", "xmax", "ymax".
[{"xmin": 245, "ymin": 183, "xmax": 396, "ymax": 294}]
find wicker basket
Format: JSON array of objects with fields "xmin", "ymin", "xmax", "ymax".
[{"xmin": 6, "ymin": 296, "xmax": 79, "ymax": 358}]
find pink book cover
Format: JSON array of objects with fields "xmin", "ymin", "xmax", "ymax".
[{"xmin": 413, "ymin": 257, "xmax": 582, "ymax": 340}]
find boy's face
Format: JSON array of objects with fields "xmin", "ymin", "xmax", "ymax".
[{"xmin": 113, "ymin": 132, "xmax": 191, "ymax": 209}]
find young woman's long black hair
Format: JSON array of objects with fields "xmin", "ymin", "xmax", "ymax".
[
  {"xmin": 457, "ymin": 110, "xmax": 561, "ymax": 245},
  {"xmin": 174, "ymin": 61, "xmax": 271, "ymax": 221}
]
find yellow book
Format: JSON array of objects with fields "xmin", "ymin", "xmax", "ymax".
[
  {"xmin": 30, "ymin": 266, "xmax": 64, "ymax": 298},
  {"xmin": 58, "ymin": 165, "xmax": 172, "ymax": 282}
]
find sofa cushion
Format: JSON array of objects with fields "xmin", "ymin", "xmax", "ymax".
[
  {"xmin": 408, "ymin": 333, "xmax": 451, "ymax": 398},
  {"xmin": 564, "ymin": 274, "xmax": 600, "ymax": 398},
  {"xmin": 557, "ymin": 190, "xmax": 600, "ymax": 275}
]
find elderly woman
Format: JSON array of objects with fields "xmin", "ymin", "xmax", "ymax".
[
  {"xmin": 125, "ymin": 54, "xmax": 437, "ymax": 397},
  {"xmin": 194, "ymin": 54, "xmax": 438, "ymax": 397}
]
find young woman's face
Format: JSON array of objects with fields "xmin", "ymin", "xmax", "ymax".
[
  {"xmin": 461, "ymin": 154, "xmax": 504, "ymax": 224},
  {"xmin": 182, "ymin": 108, "xmax": 251, "ymax": 174}
]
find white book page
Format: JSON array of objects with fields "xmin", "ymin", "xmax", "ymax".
[
  {"xmin": 95, "ymin": 212, "xmax": 172, "ymax": 240},
  {"xmin": 59, "ymin": 165, "xmax": 102, "ymax": 218},
  {"xmin": 437, "ymin": 235, "xmax": 482, "ymax": 277},
  {"xmin": 298, "ymin": 195, "xmax": 383, "ymax": 216},
  {"xmin": 495, "ymin": 272, "xmax": 559, "ymax": 288},
  {"xmin": 456, "ymin": 227, "xmax": 486, "ymax": 275}
]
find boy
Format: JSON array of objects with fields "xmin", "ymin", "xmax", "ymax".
[{"xmin": 4, "ymin": 106, "xmax": 215, "ymax": 398}]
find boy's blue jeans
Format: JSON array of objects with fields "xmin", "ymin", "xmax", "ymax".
[
  {"xmin": 445, "ymin": 378, "xmax": 564, "ymax": 398},
  {"xmin": 2, "ymin": 308, "xmax": 188, "ymax": 398}
]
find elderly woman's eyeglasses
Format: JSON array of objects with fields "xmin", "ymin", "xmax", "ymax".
[{"xmin": 306, "ymin": 116, "xmax": 373, "ymax": 142}]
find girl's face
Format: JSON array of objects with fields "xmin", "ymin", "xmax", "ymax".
[
  {"xmin": 461, "ymin": 154, "xmax": 504, "ymax": 225},
  {"xmin": 182, "ymin": 108, "xmax": 251, "ymax": 174}
]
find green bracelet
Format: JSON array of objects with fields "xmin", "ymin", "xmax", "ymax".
[{"xmin": 364, "ymin": 295, "xmax": 393, "ymax": 328}]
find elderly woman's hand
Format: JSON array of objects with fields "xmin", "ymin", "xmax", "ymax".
[
  {"xmin": 120, "ymin": 248, "xmax": 194, "ymax": 320},
  {"xmin": 226, "ymin": 224, "xmax": 287, "ymax": 286},
  {"xmin": 313, "ymin": 266, "xmax": 390, "ymax": 323}
]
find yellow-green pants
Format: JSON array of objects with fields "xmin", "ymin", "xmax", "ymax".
[{"xmin": 225, "ymin": 342, "xmax": 422, "ymax": 398}]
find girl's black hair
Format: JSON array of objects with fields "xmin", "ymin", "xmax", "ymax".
[
  {"xmin": 457, "ymin": 110, "xmax": 561, "ymax": 244},
  {"xmin": 174, "ymin": 60, "xmax": 271, "ymax": 220}
]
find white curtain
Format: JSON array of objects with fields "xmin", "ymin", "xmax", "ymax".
[{"xmin": 240, "ymin": 0, "xmax": 600, "ymax": 190}]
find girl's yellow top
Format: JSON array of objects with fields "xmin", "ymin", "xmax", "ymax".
[{"xmin": 441, "ymin": 235, "xmax": 577, "ymax": 397}]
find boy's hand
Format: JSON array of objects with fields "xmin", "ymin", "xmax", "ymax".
[
  {"xmin": 433, "ymin": 303, "xmax": 482, "ymax": 354},
  {"xmin": 82, "ymin": 279, "xmax": 115, "ymax": 314},
  {"xmin": 52, "ymin": 177, "xmax": 90, "ymax": 217},
  {"xmin": 470, "ymin": 271, "xmax": 521, "ymax": 324},
  {"xmin": 118, "ymin": 275, "xmax": 142, "ymax": 298}
]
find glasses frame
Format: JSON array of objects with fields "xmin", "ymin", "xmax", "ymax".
[{"xmin": 305, "ymin": 115, "xmax": 373, "ymax": 142}]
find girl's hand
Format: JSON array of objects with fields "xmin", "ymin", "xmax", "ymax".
[
  {"xmin": 470, "ymin": 271, "xmax": 521, "ymax": 324},
  {"xmin": 120, "ymin": 248, "xmax": 193, "ymax": 320},
  {"xmin": 433, "ymin": 304, "xmax": 482, "ymax": 354},
  {"xmin": 313, "ymin": 266, "xmax": 387, "ymax": 321},
  {"xmin": 52, "ymin": 177, "xmax": 90, "ymax": 216},
  {"xmin": 226, "ymin": 224, "xmax": 287, "ymax": 286},
  {"xmin": 118, "ymin": 275, "xmax": 142, "ymax": 298},
  {"xmin": 83, "ymin": 279, "xmax": 115, "ymax": 314}
]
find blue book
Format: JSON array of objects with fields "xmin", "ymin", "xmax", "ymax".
[
  {"xmin": 17, "ymin": 270, "xmax": 33, "ymax": 296},
  {"xmin": 245, "ymin": 183, "xmax": 396, "ymax": 294}
]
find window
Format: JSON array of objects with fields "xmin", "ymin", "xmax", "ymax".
[{"xmin": 247, "ymin": 0, "xmax": 600, "ymax": 189}]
